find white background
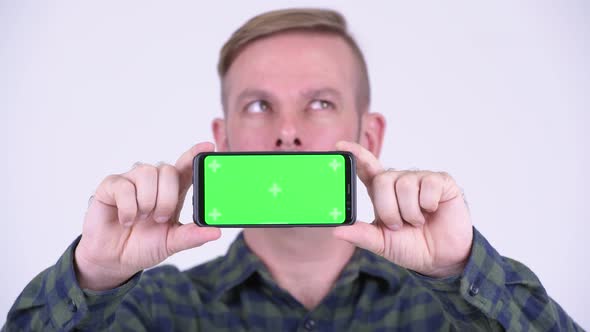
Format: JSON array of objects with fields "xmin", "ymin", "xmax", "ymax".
[{"xmin": 1, "ymin": 1, "xmax": 588, "ymax": 328}]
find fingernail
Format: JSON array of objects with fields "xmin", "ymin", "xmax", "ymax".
[
  {"xmin": 391, "ymin": 223, "xmax": 402, "ymax": 231},
  {"xmin": 138, "ymin": 213, "xmax": 149, "ymax": 220}
]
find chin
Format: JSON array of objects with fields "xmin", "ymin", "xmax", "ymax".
[{"xmin": 248, "ymin": 227, "xmax": 335, "ymax": 238}]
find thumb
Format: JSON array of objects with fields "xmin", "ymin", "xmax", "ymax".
[
  {"xmin": 333, "ymin": 221, "xmax": 385, "ymax": 256},
  {"xmin": 167, "ymin": 224, "xmax": 221, "ymax": 255},
  {"xmin": 171, "ymin": 142, "xmax": 215, "ymax": 221},
  {"xmin": 175, "ymin": 142, "xmax": 216, "ymax": 198}
]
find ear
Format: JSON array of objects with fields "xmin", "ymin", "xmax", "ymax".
[
  {"xmin": 212, "ymin": 118, "xmax": 229, "ymax": 152},
  {"xmin": 359, "ymin": 112, "xmax": 386, "ymax": 158}
]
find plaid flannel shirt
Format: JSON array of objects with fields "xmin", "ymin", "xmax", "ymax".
[{"xmin": 4, "ymin": 228, "xmax": 582, "ymax": 331}]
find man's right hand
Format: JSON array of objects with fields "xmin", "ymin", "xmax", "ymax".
[{"xmin": 74, "ymin": 142, "xmax": 222, "ymax": 291}]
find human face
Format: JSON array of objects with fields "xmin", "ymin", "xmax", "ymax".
[{"xmin": 213, "ymin": 32, "xmax": 383, "ymax": 153}]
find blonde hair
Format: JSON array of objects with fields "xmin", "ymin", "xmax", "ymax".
[{"xmin": 218, "ymin": 8, "xmax": 370, "ymax": 111}]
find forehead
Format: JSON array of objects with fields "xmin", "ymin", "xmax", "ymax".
[{"xmin": 224, "ymin": 32, "xmax": 357, "ymax": 101}]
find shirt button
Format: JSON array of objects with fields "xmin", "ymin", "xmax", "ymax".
[
  {"xmin": 68, "ymin": 299, "xmax": 77, "ymax": 312},
  {"xmin": 304, "ymin": 319, "xmax": 316, "ymax": 330},
  {"xmin": 468, "ymin": 284, "xmax": 479, "ymax": 296}
]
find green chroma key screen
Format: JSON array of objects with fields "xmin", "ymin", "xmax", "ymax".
[{"xmin": 194, "ymin": 153, "xmax": 355, "ymax": 226}]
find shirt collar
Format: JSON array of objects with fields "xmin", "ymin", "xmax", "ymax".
[
  {"xmin": 209, "ymin": 232, "xmax": 266, "ymax": 300},
  {"xmin": 356, "ymin": 247, "xmax": 402, "ymax": 291},
  {"xmin": 210, "ymin": 232, "xmax": 399, "ymax": 299}
]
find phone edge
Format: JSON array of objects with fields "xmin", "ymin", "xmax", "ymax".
[{"xmin": 192, "ymin": 151, "xmax": 357, "ymax": 228}]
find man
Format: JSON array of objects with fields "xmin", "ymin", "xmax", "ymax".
[{"xmin": 4, "ymin": 8, "xmax": 581, "ymax": 331}]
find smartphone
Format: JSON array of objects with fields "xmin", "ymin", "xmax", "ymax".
[{"xmin": 193, "ymin": 151, "xmax": 356, "ymax": 227}]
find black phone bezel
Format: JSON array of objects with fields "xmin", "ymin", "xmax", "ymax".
[{"xmin": 192, "ymin": 151, "xmax": 356, "ymax": 227}]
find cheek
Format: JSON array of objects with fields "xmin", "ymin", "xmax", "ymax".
[
  {"xmin": 226, "ymin": 119, "xmax": 272, "ymax": 150},
  {"xmin": 304, "ymin": 116, "xmax": 359, "ymax": 148}
]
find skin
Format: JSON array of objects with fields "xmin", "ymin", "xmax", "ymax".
[{"xmin": 75, "ymin": 31, "xmax": 473, "ymax": 310}]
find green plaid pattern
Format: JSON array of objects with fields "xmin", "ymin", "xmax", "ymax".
[{"xmin": 4, "ymin": 228, "xmax": 582, "ymax": 331}]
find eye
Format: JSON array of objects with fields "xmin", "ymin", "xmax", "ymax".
[
  {"xmin": 309, "ymin": 99, "xmax": 334, "ymax": 111},
  {"xmin": 245, "ymin": 100, "xmax": 270, "ymax": 113}
]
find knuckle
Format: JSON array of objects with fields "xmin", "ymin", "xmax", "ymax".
[
  {"xmin": 155, "ymin": 160, "xmax": 169, "ymax": 167},
  {"xmin": 158, "ymin": 163, "xmax": 178, "ymax": 176},
  {"xmin": 118, "ymin": 202, "xmax": 137, "ymax": 218},
  {"xmin": 395, "ymin": 173, "xmax": 416, "ymax": 191},
  {"xmin": 102, "ymin": 174, "xmax": 120, "ymax": 186},
  {"xmin": 372, "ymin": 171, "xmax": 391, "ymax": 187},
  {"xmin": 421, "ymin": 173, "xmax": 439, "ymax": 188},
  {"xmin": 438, "ymin": 171, "xmax": 454, "ymax": 182},
  {"xmin": 114, "ymin": 176, "xmax": 134, "ymax": 191},
  {"xmin": 136, "ymin": 164, "xmax": 158, "ymax": 177},
  {"xmin": 112, "ymin": 181, "xmax": 136, "ymax": 207}
]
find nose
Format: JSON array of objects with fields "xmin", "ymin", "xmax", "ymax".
[
  {"xmin": 275, "ymin": 114, "xmax": 302, "ymax": 150},
  {"xmin": 275, "ymin": 137, "xmax": 302, "ymax": 149}
]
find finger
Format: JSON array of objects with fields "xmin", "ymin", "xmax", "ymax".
[
  {"xmin": 174, "ymin": 142, "xmax": 215, "ymax": 198},
  {"xmin": 395, "ymin": 172, "xmax": 426, "ymax": 226},
  {"xmin": 372, "ymin": 172, "xmax": 404, "ymax": 230},
  {"xmin": 95, "ymin": 175, "xmax": 138, "ymax": 226},
  {"xmin": 333, "ymin": 221, "xmax": 385, "ymax": 256},
  {"xmin": 122, "ymin": 164, "xmax": 158, "ymax": 220},
  {"xmin": 335, "ymin": 141, "xmax": 384, "ymax": 187},
  {"xmin": 153, "ymin": 164, "xmax": 179, "ymax": 223},
  {"xmin": 438, "ymin": 172, "xmax": 463, "ymax": 202},
  {"xmin": 167, "ymin": 224, "xmax": 222, "ymax": 255},
  {"xmin": 419, "ymin": 173, "xmax": 444, "ymax": 212}
]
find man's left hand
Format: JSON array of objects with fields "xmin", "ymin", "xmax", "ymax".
[{"xmin": 333, "ymin": 141, "xmax": 473, "ymax": 278}]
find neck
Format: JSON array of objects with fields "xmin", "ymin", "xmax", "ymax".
[{"xmin": 243, "ymin": 227, "xmax": 355, "ymax": 310}]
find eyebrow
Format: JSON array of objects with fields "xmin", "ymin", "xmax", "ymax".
[
  {"xmin": 300, "ymin": 87, "xmax": 342, "ymax": 101},
  {"xmin": 234, "ymin": 87, "xmax": 343, "ymax": 105},
  {"xmin": 235, "ymin": 88, "xmax": 274, "ymax": 105}
]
